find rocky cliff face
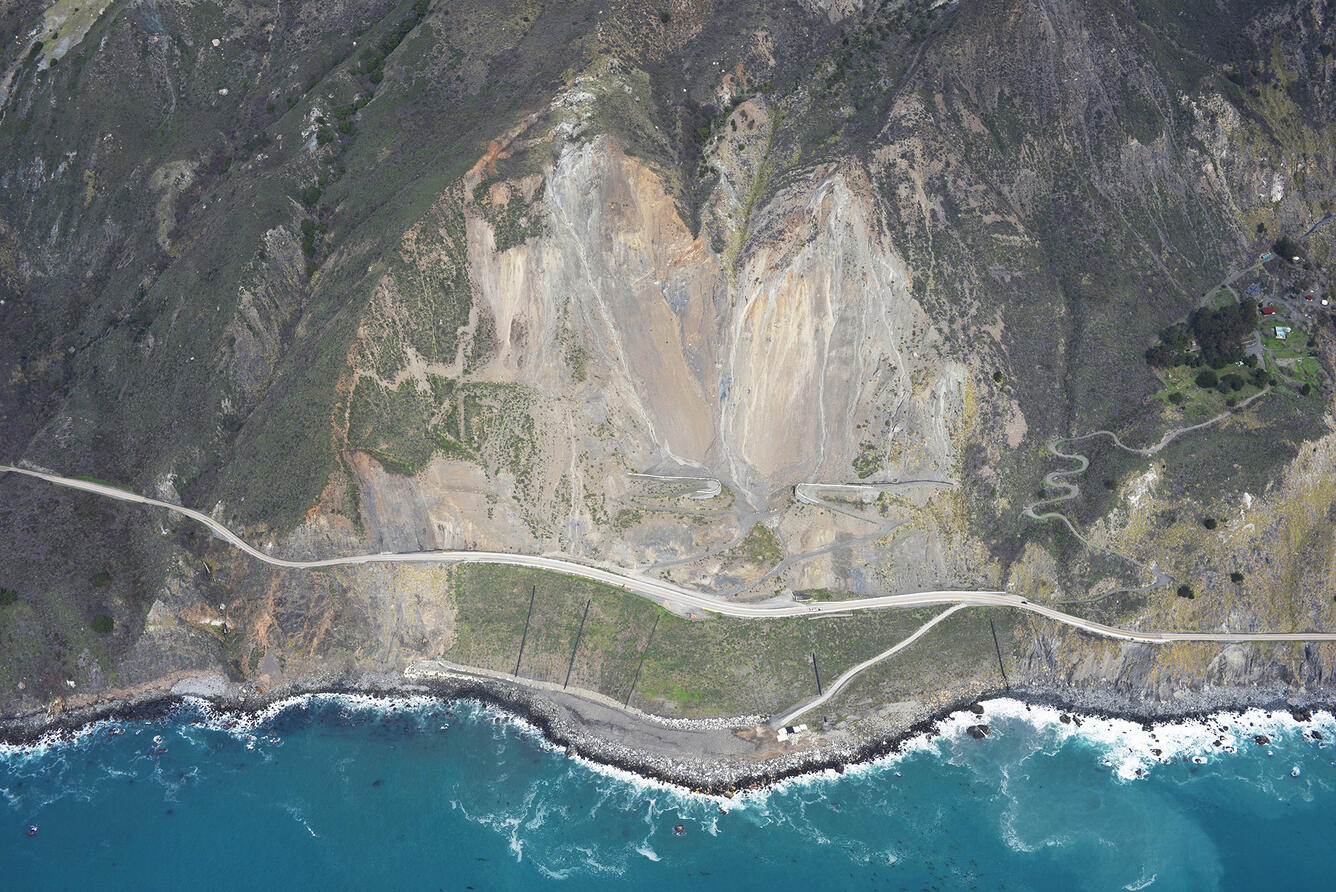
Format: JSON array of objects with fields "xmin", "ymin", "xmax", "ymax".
[
  {"xmin": 336, "ymin": 98, "xmax": 966, "ymax": 590},
  {"xmin": 458, "ymin": 134, "xmax": 958, "ymax": 504},
  {"xmin": 1, "ymin": 0, "xmax": 1335, "ymax": 725}
]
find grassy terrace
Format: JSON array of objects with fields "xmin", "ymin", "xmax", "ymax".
[
  {"xmin": 446, "ymin": 565, "xmax": 948, "ymax": 718},
  {"xmin": 821, "ymin": 607, "xmax": 1010, "ymax": 721},
  {"xmin": 1260, "ymin": 319, "xmax": 1324, "ymax": 393},
  {"xmin": 1152, "ymin": 364, "xmax": 1266, "ymax": 418},
  {"xmin": 1203, "ymin": 287, "xmax": 1239, "ymax": 310},
  {"xmin": 1151, "ymin": 306, "xmax": 1327, "ymax": 416}
]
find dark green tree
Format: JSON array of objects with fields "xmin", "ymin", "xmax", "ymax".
[
  {"xmin": 1145, "ymin": 344, "xmax": 1177, "ymax": 367},
  {"xmin": 1189, "ymin": 300, "xmax": 1257, "ymax": 367},
  {"xmin": 1272, "ymin": 236, "xmax": 1302, "ymax": 261}
]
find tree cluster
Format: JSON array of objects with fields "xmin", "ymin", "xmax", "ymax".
[
  {"xmin": 1145, "ymin": 320, "xmax": 1189, "ymax": 367},
  {"xmin": 1189, "ymin": 299, "xmax": 1257, "ymax": 367},
  {"xmin": 1272, "ymin": 236, "xmax": 1303, "ymax": 262},
  {"xmin": 1146, "ymin": 300, "xmax": 1258, "ymax": 370}
]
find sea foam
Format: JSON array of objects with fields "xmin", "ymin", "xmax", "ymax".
[
  {"xmin": 931, "ymin": 698, "xmax": 1334, "ymax": 781},
  {"xmin": 4, "ymin": 692, "xmax": 1332, "ymax": 796}
]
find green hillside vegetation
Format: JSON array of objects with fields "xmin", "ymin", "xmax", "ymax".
[{"xmin": 448, "ymin": 564, "xmax": 985, "ymax": 717}]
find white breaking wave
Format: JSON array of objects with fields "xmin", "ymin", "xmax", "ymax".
[
  {"xmin": 949, "ymin": 698, "xmax": 1334, "ymax": 782},
  {"xmin": 6, "ymin": 693, "xmax": 1333, "ymax": 799}
]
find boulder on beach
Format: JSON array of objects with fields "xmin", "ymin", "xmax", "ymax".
[{"xmin": 969, "ymin": 704, "xmax": 985, "ymax": 715}]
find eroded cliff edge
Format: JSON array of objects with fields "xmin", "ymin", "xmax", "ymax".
[{"xmin": 1, "ymin": 0, "xmax": 1335, "ymax": 750}]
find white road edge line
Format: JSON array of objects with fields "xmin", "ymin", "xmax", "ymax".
[{"xmin": 4, "ymin": 465, "xmax": 1335, "ymax": 648}]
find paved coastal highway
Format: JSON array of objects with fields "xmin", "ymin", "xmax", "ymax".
[{"xmin": 5, "ymin": 464, "xmax": 1336, "ymax": 647}]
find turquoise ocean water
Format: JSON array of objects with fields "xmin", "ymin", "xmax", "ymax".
[{"xmin": 3, "ymin": 694, "xmax": 1335, "ymax": 890}]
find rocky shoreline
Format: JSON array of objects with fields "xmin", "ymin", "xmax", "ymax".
[{"xmin": 2, "ymin": 668, "xmax": 1333, "ymax": 796}]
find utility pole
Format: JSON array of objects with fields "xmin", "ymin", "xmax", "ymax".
[
  {"xmin": 564, "ymin": 598, "xmax": 592, "ymax": 689},
  {"xmin": 989, "ymin": 616, "xmax": 1010, "ymax": 690},
  {"xmin": 811, "ymin": 652, "xmax": 823, "ymax": 696},
  {"xmin": 514, "ymin": 585, "xmax": 537, "ymax": 677},
  {"xmin": 624, "ymin": 616, "xmax": 660, "ymax": 707}
]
